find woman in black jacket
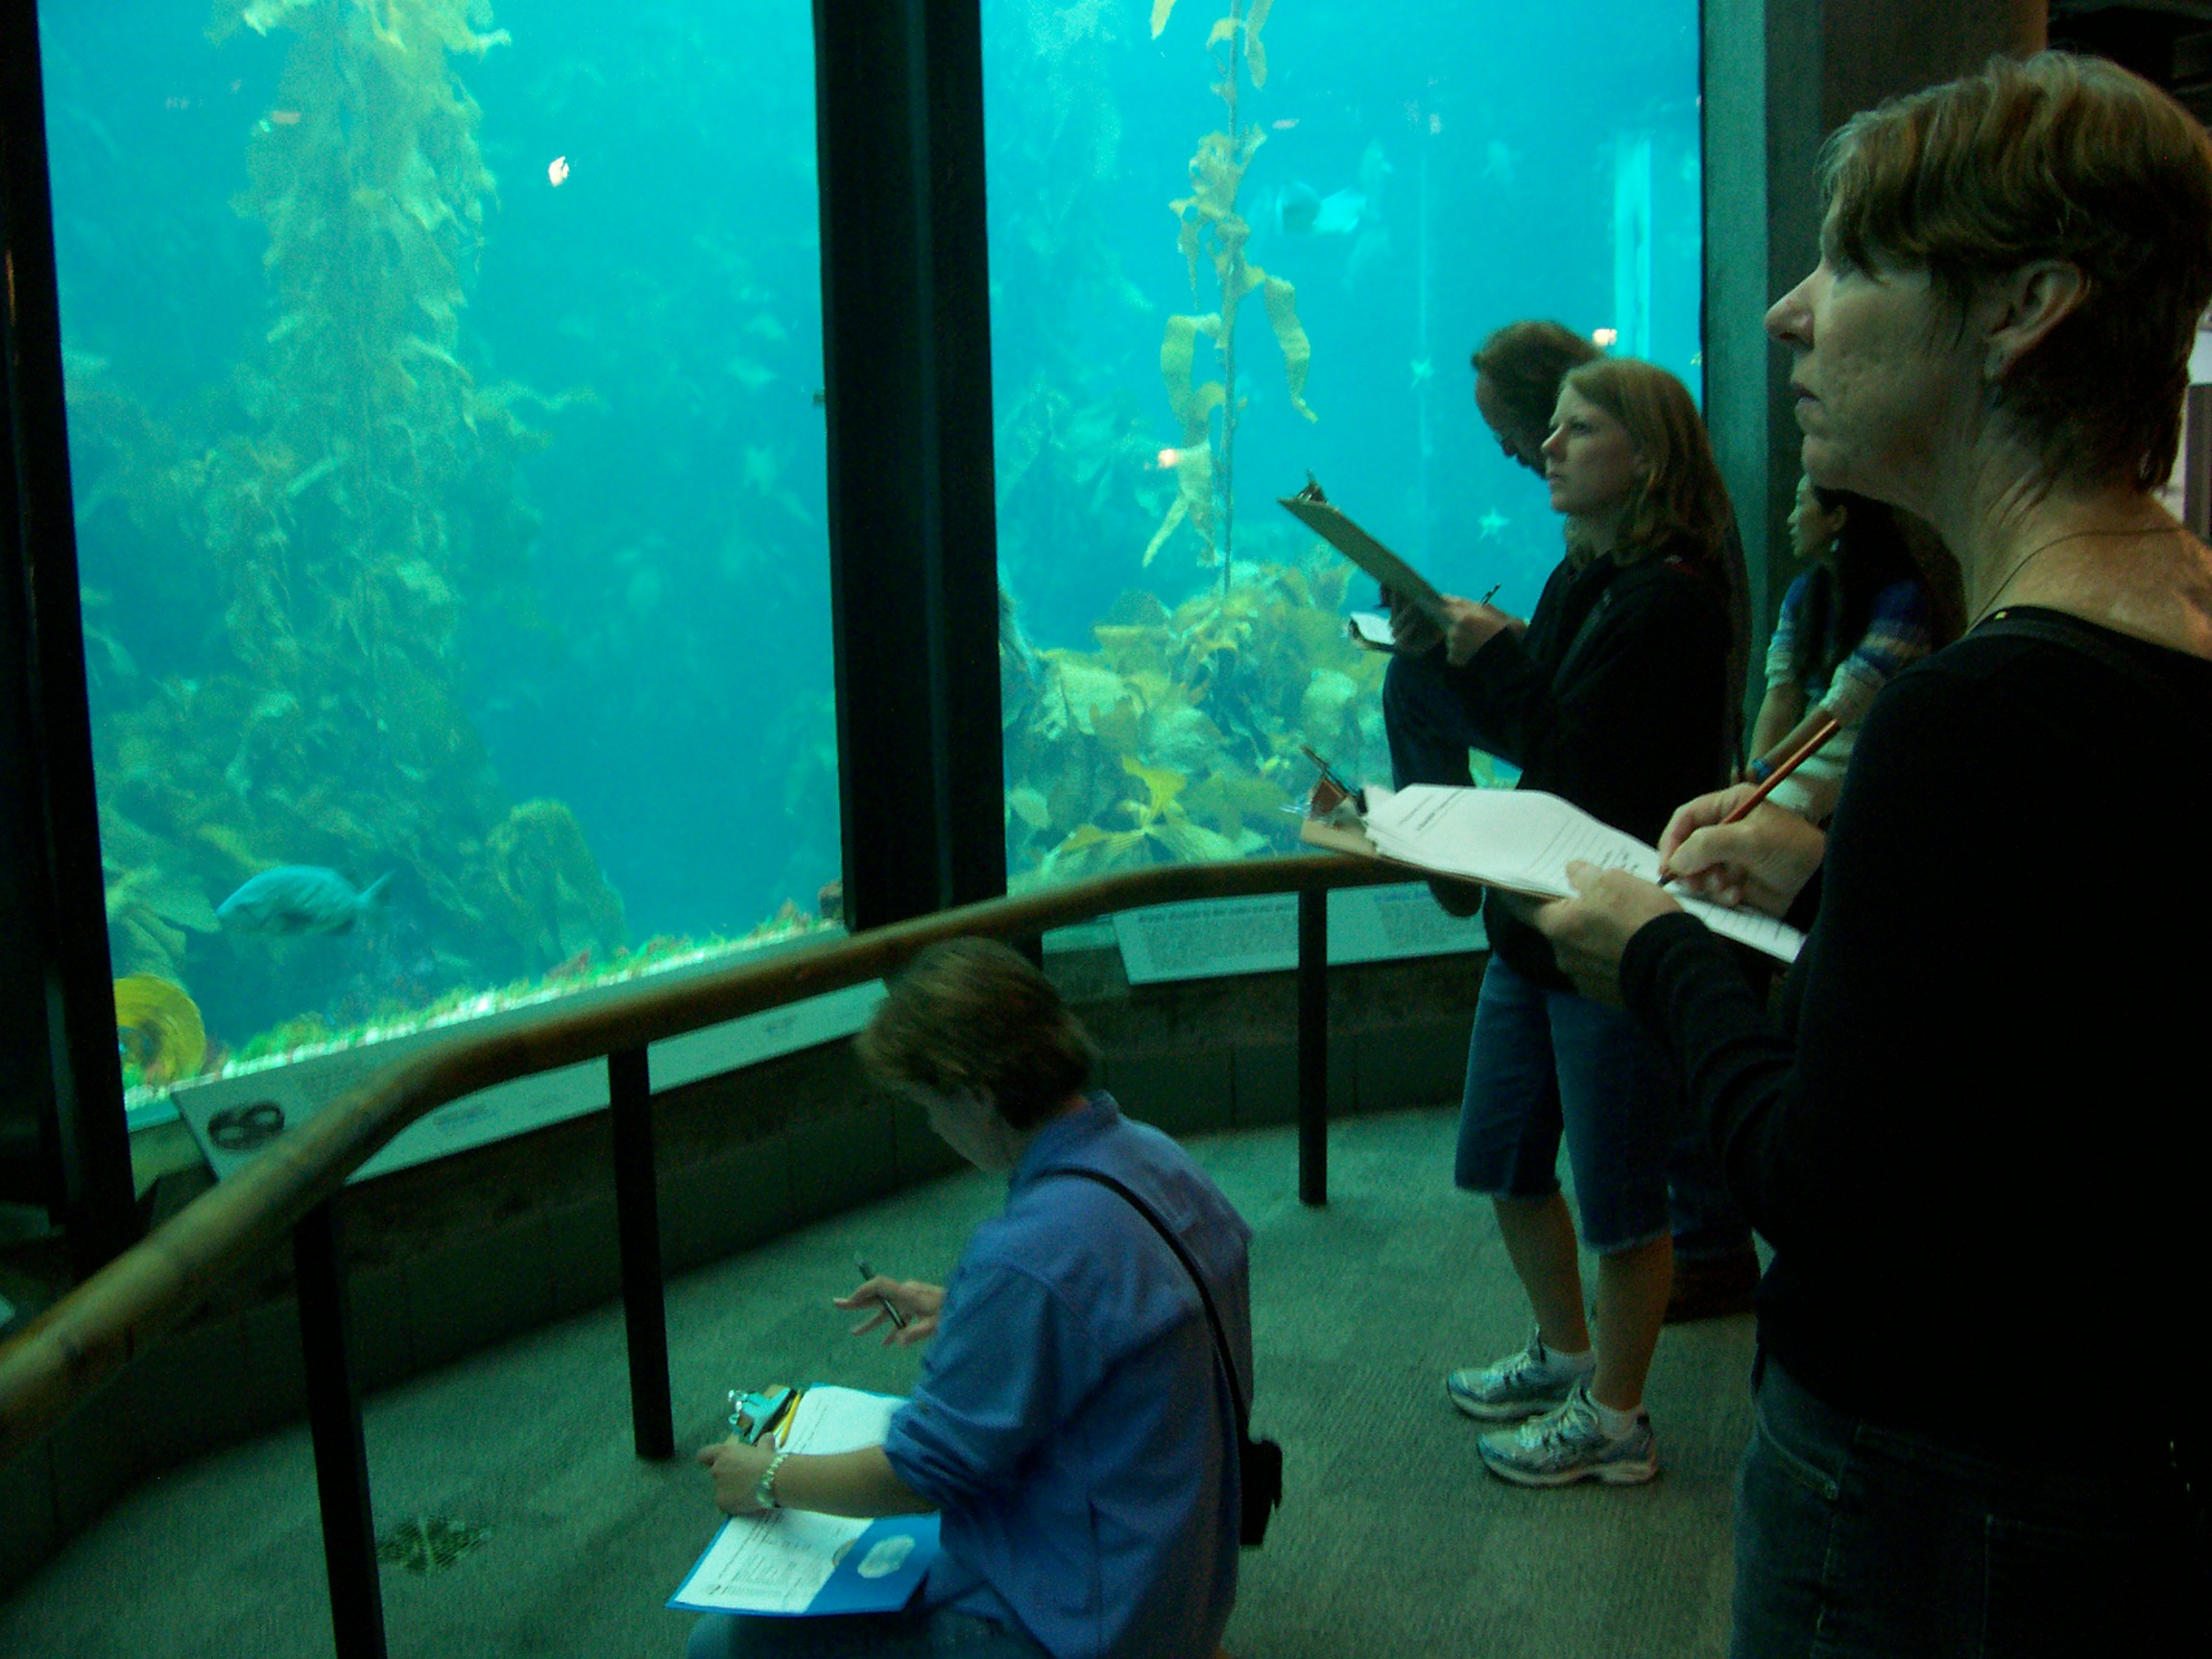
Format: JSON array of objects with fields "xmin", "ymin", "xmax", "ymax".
[
  {"xmin": 1382, "ymin": 355, "xmax": 1744, "ymax": 1487},
  {"xmin": 1534, "ymin": 53, "xmax": 2210, "ymax": 1651}
]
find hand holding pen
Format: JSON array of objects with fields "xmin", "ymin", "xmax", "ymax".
[{"xmin": 836, "ymin": 1259, "xmax": 946, "ymax": 1348}]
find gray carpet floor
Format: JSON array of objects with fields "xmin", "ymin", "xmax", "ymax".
[{"xmin": 0, "ymin": 1106, "xmax": 1757, "ymax": 1658}]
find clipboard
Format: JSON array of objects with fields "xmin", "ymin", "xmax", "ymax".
[{"xmin": 1278, "ymin": 475, "xmax": 1449, "ymax": 627}]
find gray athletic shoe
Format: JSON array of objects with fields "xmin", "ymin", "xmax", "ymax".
[
  {"xmin": 1444, "ymin": 1334, "xmax": 1592, "ymax": 1422},
  {"xmin": 1477, "ymin": 1378, "xmax": 1659, "ymax": 1487}
]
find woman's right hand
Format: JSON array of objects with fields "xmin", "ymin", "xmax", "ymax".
[
  {"xmin": 834, "ymin": 1278, "xmax": 945, "ymax": 1348},
  {"xmin": 1382, "ymin": 587, "xmax": 1444, "ymax": 656},
  {"xmin": 1657, "ymin": 785, "xmax": 1826, "ymax": 919}
]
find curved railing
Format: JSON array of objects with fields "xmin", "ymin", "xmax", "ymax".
[{"xmin": 0, "ymin": 854, "xmax": 1412, "ymax": 1657}]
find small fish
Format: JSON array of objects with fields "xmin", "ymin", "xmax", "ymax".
[
  {"xmin": 1270, "ymin": 180, "xmax": 1324, "ymax": 235},
  {"xmin": 218, "ymin": 867, "xmax": 391, "ymax": 936},
  {"xmin": 1409, "ymin": 357, "xmax": 1434, "ymax": 389},
  {"xmin": 1478, "ymin": 509, "xmax": 1510, "ymax": 541},
  {"xmin": 547, "ymin": 155, "xmax": 570, "ymax": 187},
  {"xmin": 1266, "ymin": 164, "xmax": 1374, "ymax": 238},
  {"xmin": 1309, "ymin": 188, "xmax": 1366, "ymax": 236}
]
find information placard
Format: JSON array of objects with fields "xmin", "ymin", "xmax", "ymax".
[{"xmin": 1112, "ymin": 883, "xmax": 1484, "ymax": 985}]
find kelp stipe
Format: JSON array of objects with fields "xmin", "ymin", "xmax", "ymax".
[
  {"xmin": 1148, "ymin": 0, "xmax": 1316, "ymax": 594},
  {"xmin": 74, "ymin": 3, "xmax": 625, "ymax": 1057}
]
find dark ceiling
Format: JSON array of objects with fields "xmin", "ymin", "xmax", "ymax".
[{"xmin": 2049, "ymin": 0, "xmax": 2212, "ymax": 123}]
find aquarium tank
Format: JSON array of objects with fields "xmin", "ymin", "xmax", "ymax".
[
  {"xmin": 42, "ymin": 0, "xmax": 835, "ymax": 1107},
  {"xmin": 37, "ymin": 0, "xmax": 1699, "ymax": 1111},
  {"xmin": 987, "ymin": 0, "xmax": 1702, "ymax": 886}
]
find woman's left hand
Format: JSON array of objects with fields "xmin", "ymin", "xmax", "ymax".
[
  {"xmin": 698, "ymin": 1434, "xmax": 777, "ymax": 1516},
  {"xmin": 1438, "ymin": 596, "xmax": 1514, "ymax": 666},
  {"xmin": 1528, "ymin": 861, "xmax": 1683, "ymax": 1004}
]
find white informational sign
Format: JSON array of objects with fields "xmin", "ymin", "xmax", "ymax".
[
  {"xmin": 1112, "ymin": 882, "xmax": 1486, "ymax": 985},
  {"xmin": 174, "ymin": 978, "xmax": 886, "ymax": 1185}
]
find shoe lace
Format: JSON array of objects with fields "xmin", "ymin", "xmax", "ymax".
[{"xmin": 1529, "ymin": 1385, "xmax": 1603, "ymax": 1452}]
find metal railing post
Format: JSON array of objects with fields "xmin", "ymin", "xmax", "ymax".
[
  {"xmin": 1296, "ymin": 888, "xmax": 1329, "ymax": 1206},
  {"xmin": 294, "ymin": 1198, "xmax": 386, "ymax": 1659},
  {"xmin": 609, "ymin": 1046, "xmax": 674, "ymax": 1459}
]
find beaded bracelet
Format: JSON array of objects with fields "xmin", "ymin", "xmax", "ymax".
[{"xmin": 754, "ymin": 1449, "xmax": 791, "ymax": 1511}]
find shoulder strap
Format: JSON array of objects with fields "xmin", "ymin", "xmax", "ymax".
[
  {"xmin": 1046, "ymin": 1167, "xmax": 1251, "ymax": 1434},
  {"xmin": 1975, "ymin": 610, "xmax": 2181, "ymax": 701},
  {"xmin": 1549, "ymin": 581, "xmax": 1618, "ymax": 693},
  {"xmin": 1549, "ymin": 554, "xmax": 1702, "ymax": 693}
]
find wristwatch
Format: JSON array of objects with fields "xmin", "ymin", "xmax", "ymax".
[{"xmin": 753, "ymin": 1450, "xmax": 791, "ymax": 1511}]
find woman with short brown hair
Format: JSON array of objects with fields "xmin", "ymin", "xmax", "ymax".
[{"xmin": 1535, "ymin": 52, "xmax": 2212, "ymax": 1652}]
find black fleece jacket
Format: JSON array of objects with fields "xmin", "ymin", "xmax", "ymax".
[
  {"xmin": 1621, "ymin": 610, "xmax": 2212, "ymax": 1455},
  {"xmin": 1449, "ymin": 541, "xmax": 1732, "ymax": 988}
]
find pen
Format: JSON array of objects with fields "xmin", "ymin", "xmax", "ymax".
[
  {"xmin": 1658, "ymin": 714, "xmax": 1843, "ymax": 884},
  {"xmin": 1725, "ymin": 712, "xmax": 1843, "ymax": 825},
  {"xmin": 853, "ymin": 1255, "xmax": 908, "ymax": 1330}
]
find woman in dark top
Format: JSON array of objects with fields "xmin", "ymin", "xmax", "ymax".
[
  {"xmin": 1382, "ymin": 355, "xmax": 1743, "ymax": 1487},
  {"xmin": 1532, "ymin": 53, "xmax": 2211, "ymax": 1651}
]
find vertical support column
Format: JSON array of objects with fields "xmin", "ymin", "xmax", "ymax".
[
  {"xmin": 1296, "ymin": 888, "xmax": 1329, "ymax": 1207},
  {"xmin": 812, "ymin": 0, "xmax": 1005, "ymax": 933},
  {"xmin": 610, "ymin": 1046, "xmax": 674, "ymax": 1460},
  {"xmin": 0, "ymin": 0, "xmax": 134, "ymax": 1267},
  {"xmin": 1702, "ymin": 0, "xmax": 1823, "ymax": 711},
  {"xmin": 294, "ymin": 1199, "xmax": 386, "ymax": 1659},
  {"xmin": 1704, "ymin": 0, "xmax": 2047, "ymax": 704}
]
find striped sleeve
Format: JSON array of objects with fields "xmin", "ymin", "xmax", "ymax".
[
  {"xmin": 1818, "ymin": 579, "xmax": 1935, "ymax": 725},
  {"xmin": 1764, "ymin": 573, "xmax": 1812, "ymax": 688}
]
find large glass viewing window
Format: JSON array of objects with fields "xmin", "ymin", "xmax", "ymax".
[
  {"xmin": 985, "ymin": 0, "xmax": 1702, "ymax": 888},
  {"xmin": 40, "ymin": 1, "xmax": 838, "ymax": 1117}
]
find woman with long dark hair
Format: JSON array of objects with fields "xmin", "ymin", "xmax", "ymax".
[{"xmin": 1746, "ymin": 475, "xmax": 1940, "ymax": 822}]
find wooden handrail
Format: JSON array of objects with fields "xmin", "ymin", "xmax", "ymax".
[{"xmin": 0, "ymin": 854, "xmax": 1407, "ymax": 1465}]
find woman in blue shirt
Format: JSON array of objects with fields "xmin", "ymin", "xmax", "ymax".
[
  {"xmin": 689, "ymin": 939, "xmax": 1253, "ymax": 1659},
  {"xmin": 1746, "ymin": 474, "xmax": 1940, "ymax": 823}
]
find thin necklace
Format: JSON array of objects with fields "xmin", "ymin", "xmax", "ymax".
[{"xmin": 1967, "ymin": 524, "xmax": 2182, "ymax": 629}]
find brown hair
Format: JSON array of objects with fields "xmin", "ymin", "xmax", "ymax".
[
  {"xmin": 1471, "ymin": 319, "xmax": 1600, "ymax": 435},
  {"xmin": 1561, "ymin": 356, "xmax": 1749, "ymax": 761},
  {"xmin": 1820, "ymin": 51, "xmax": 2212, "ymax": 491},
  {"xmin": 856, "ymin": 939, "xmax": 1097, "ymax": 1130},
  {"xmin": 1561, "ymin": 357, "xmax": 1736, "ymax": 571}
]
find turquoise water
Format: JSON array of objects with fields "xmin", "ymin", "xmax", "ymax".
[{"xmin": 38, "ymin": 1, "xmax": 1698, "ymax": 1077}]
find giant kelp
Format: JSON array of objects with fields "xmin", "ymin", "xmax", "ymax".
[
  {"xmin": 1002, "ymin": 543, "xmax": 1395, "ymax": 887},
  {"xmin": 76, "ymin": 3, "xmax": 625, "ymax": 1052},
  {"xmin": 1147, "ymin": 0, "xmax": 1315, "ymax": 591}
]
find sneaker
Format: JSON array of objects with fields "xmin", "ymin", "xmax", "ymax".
[
  {"xmin": 1477, "ymin": 1379, "xmax": 1659, "ymax": 1487},
  {"xmin": 1445, "ymin": 1334, "xmax": 1593, "ymax": 1422}
]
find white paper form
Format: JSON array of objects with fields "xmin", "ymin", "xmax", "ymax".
[
  {"xmin": 1360, "ymin": 785, "xmax": 1805, "ymax": 964},
  {"xmin": 1345, "ymin": 611, "xmax": 1396, "ymax": 651},
  {"xmin": 671, "ymin": 1387, "xmax": 913, "ymax": 1615}
]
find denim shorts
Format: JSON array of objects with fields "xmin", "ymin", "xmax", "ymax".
[{"xmin": 1454, "ymin": 952, "xmax": 1682, "ymax": 1254}]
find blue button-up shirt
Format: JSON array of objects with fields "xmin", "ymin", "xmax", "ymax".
[{"xmin": 882, "ymin": 1093, "xmax": 1252, "ymax": 1659}]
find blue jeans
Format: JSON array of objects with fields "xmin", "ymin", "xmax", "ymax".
[
  {"xmin": 1734, "ymin": 1352, "xmax": 2200, "ymax": 1657},
  {"xmin": 1383, "ymin": 649, "xmax": 1751, "ymax": 1260},
  {"xmin": 685, "ymin": 1607, "xmax": 1047, "ymax": 1659}
]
